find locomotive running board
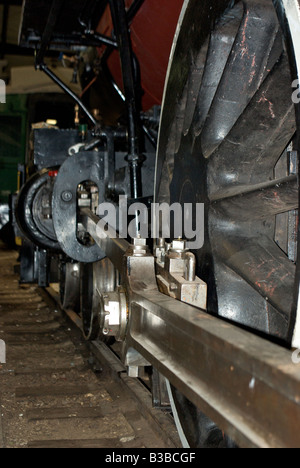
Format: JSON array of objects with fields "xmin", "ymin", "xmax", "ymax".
[{"xmin": 83, "ymin": 208, "xmax": 300, "ymax": 448}]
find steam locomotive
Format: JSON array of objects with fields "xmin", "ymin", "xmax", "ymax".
[{"xmin": 13, "ymin": 0, "xmax": 300, "ymax": 448}]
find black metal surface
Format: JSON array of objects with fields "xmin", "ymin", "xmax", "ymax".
[
  {"xmin": 0, "ymin": 0, "xmax": 22, "ymax": 4},
  {"xmin": 15, "ymin": 169, "xmax": 61, "ymax": 251},
  {"xmin": 80, "ymin": 263, "xmax": 101, "ymax": 341},
  {"xmin": 37, "ymin": 249, "xmax": 50, "ymax": 287},
  {"xmin": 19, "ymin": 0, "xmax": 107, "ymax": 48},
  {"xmin": 0, "ymin": 0, "xmax": 9, "ymax": 59},
  {"xmin": 34, "ymin": 0, "xmax": 65, "ymax": 67},
  {"xmin": 108, "ymin": 0, "xmax": 144, "ymax": 201},
  {"xmin": 23, "ymin": 33, "xmax": 117, "ymax": 51},
  {"xmin": 33, "ymin": 129, "xmax": 83, "ymax": 170},
  {"xmin": 156, "ymin": 0, "xmax": 298, "ymax": 345},
  {"xmin": 19, "ymin": 239, "xmax": 36, "ymax": 284},
  {"xmin": 78, "ymin": 0, "xmax": 117, "ymax": 48},
  {"xmin": 38, "ymin": 64, "xmax": 97, "ymax": 126},
  {"xmin": 127, "ymin": 0, "xmax": 146, "ymax": 24},
  {"xmin": 170, "ymin": 386, "xmax": 236, "ymax": 448},
  {"xmin": 52, "ymin": 152, "xmax": 106, "ymax": 263},
  {"xmin": 154, "ymin": 0, "xmax": 299, "ymax": 448}
]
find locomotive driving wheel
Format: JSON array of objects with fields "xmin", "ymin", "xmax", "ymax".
[
  {"xmin": 15, "ymin": 169, "xmax": 60, "ymax": 251},
  {"xmin": 155, "ymin": 0, "xmax": 300, "ymax": 448},
  {"xmin": 59, "ymin": 261, "xmax": 81, "ymax": 313},
  {"xmin": 80, "ymin": 258, "xmax": 117, "ymax": 341}
]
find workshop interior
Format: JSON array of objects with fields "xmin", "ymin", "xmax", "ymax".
[{"xmin": 0, "ymin": 0, "xmax": 299, "ymax": 449}]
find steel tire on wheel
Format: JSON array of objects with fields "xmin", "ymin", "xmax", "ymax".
[
  {"xmin": 80, "ymin": 258, "xmax": 117, "ymax": 342},
  {"xmin": 15, "ymin": 169, "xmax": 61, "ymax": 251}
]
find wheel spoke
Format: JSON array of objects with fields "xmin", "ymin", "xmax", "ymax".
[
  {"xmin": 213, "ymin": 237, "xmax": 295, "ymax": 338},
  {"xmin": 182, "ymin": 37, "xmax": 209, "ymax": 138},
  {"xmin": 200, "ymin": 0, "xmax": 282, "ymax": 159},
  {"xmin": 207, "ymin": 54, "xmax": 296, "ymax": 199},
  {"xmin": 193, "ymin": 3, "xmax": 244, "ymax": 138},
  {"xmin": 213, "ymin": 175, "xmax": 298, "ymax": 219}
]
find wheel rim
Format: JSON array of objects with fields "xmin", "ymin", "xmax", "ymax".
[
  {"xmin": 16, "ymin": 169, "xmax": 60, "ymax": 251},
  {"xmin": 155, "ymin": 0, "xmax": 299, "ymax": 447},
  {"xmin": 80, "ymin": 258, "xmax": 116, "ymax": 341},
  {"xmin": 59, "ymin": 261, "xmax": 81, "ymax": 313},
  {"xmin": 80, "ymin": 263, "xmax": 100, "ymax": 341}
]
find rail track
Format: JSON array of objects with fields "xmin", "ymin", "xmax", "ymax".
[{"xmin": 0, "ymin": 243, "xmax": 180, "ymax": 449}]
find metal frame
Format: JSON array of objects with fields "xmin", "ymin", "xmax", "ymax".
[
  {"xmin": 82, "ymin": 207, "xmax": 300, "ymax": 448},
  {"xmin": 34, "ymin": 0, "xmax": 146, "ymax": 203}
]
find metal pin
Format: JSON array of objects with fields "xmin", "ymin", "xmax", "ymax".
[{"xmin": 184, "ymin": 252, "xmax": 196, "ymax": 282}]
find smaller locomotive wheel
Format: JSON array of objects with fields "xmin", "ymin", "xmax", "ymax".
[
  {"xmin": 16, "ymin": 169, "xmax": 60, "ymax": 251},
  {"xmin": 59, "ymin": 261, "xmax": 81, "ymax": 313},
  {"xmin": 80, "ymin": 258, "xmax": 116, "ymax": 341}
]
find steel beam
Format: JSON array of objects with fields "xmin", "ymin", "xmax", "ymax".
[{"xmin": 83, "ymin": 208, "xmax": 300, "ymax": 448}]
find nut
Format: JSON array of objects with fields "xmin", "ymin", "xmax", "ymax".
[
  {"xmin": 171, "ymin": 239, "xmax": 187, "ymax": 252},
  {"xmin": 133, "ymin": 237, "xmax": 147, "ymax": 247},
  {"xmin": 132, "ymin": 237, "xmax": 149, "ymax": 256}
]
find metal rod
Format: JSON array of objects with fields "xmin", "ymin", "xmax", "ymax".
[
  {"xmin": 215, "ymin": 175, "xmax": 298, "ymax": 220},
  {"xmin": 108, "ymin": 0, "xmax": 144, "ymax": 201},
  {"xmin": 38, "ymin": 63, "xmax": 97, "ymax": 126},
  {"xmin": 35, "ymin": 0, "xmax": 65, "ymax": 66},
  {"xmin": 184, "ymin": 252, "xmax": 196, "ymax": 282},
  {"xmin": 0, "ymin": 0, "xmax": 9, "ymax": 59},
  {"xmin": 84, "ymin": 32, "xmax": 118, "ymax": 48},
  {"xmin": 108, "ymin": 69, "xmax": 157, "ymax": 148},
  {"xmin": 127, "ymin": 0, "xmax": 146, "ymax": 24},
  {"xmin": 28, "ymin": 33, "xmax": 118, "ymax": 50}
]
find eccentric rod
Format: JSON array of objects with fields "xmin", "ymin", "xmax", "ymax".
[
  {"xmin": 38, "ymin": 63, "xmax": 97, "ymax": 126},
  {"xmin": 108, "ymin": 0, "xmax": 144, "ymax": 200}
]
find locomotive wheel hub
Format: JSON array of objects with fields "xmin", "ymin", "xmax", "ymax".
[{"xmin": 100, "ymin": 288, "xmax": 128, "ymax": 342}]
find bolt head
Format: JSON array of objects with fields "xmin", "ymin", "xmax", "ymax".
[
  {"xmin": 171, "ymin": 239, "xmax": 186, "ymax": 251},
  {"xmin": 61, "ymin": 191, "xmax": 73, "ymax": 202}
]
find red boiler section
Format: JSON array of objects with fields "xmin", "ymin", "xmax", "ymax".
[{"xmin": 97, "ymin": 0, "xmax": 184, "ymax": 110}]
